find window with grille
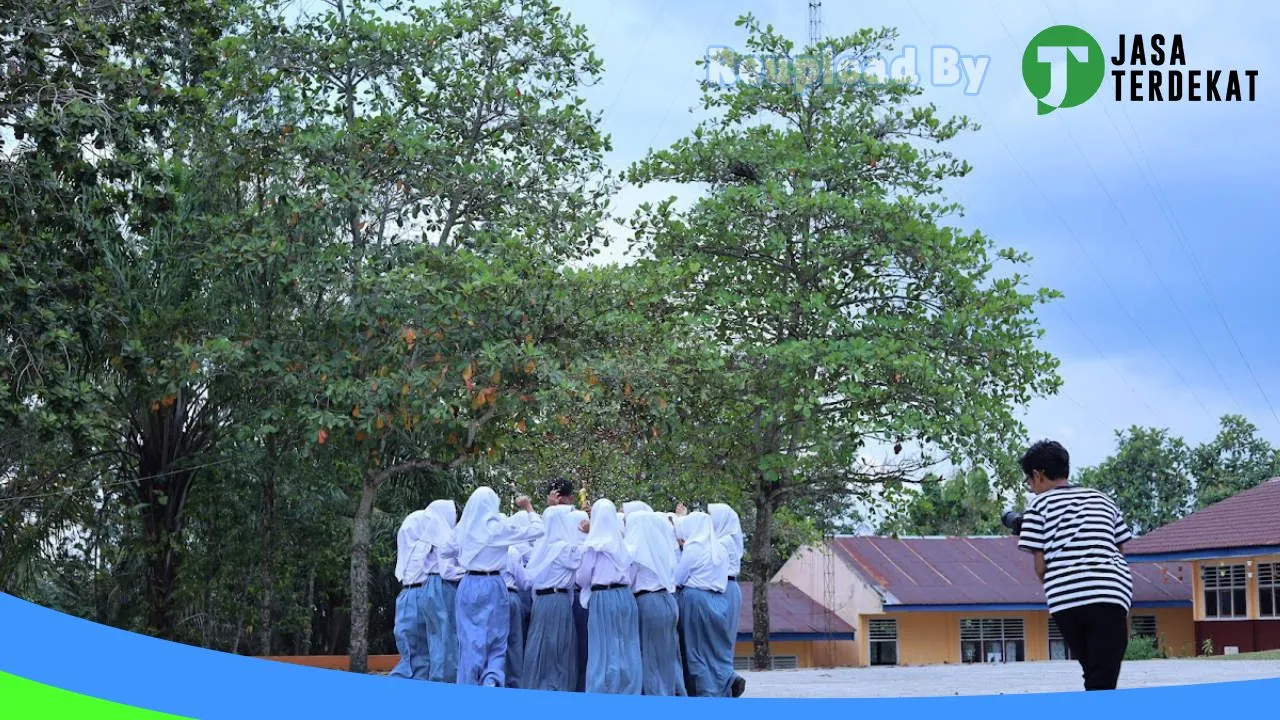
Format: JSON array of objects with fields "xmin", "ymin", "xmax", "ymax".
[
  {"xmin": 867, "ymin": 618, "xmax": 898, "ymax": 666},
  {"xmin": 733, "ymin": 655, "xmax": 798, "ymax": 670},
  {"xmin": 1131, "ymin": 615, "xmax": 1158, "ymax": 640},
  {"xmin": 1201, "ymin": 564, "xmax": 1248, "ymax": 618},
  {"xmin": 1047, "ymin": 617, "xmax": 1074, "ymax": 660},
  {"xmin": 960, "ymin": 618, "xmax": 1025, "ymax": 664},
  {"xmin": 1259, "ymin": 562, "xmax": 1279, "ymax": 618}
]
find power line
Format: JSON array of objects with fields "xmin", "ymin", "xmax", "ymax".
[
  {"xmin": 983, "ymin": 12, "xmax": 1223, "ymax": 420},
  {"xmin": 903, "ymin": 1, "xmax": 1183, "ymax": 426},
  {"xmin": 0, "ymin": 459, "xmax": 236, "ymax": 505},
  {"xmin": 1103, "ymin": 104, "xmax": 1280, "ymax": 427},
  {"xmin": 1050, "ymin": 0, "xmax": 1280, "ymax": 428}
]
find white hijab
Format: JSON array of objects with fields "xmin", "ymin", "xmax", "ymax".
[
  {"xmin": 423, "ymin": 499, "xmax": 457, "ymax": 549},
  {"xmin": 708, "ymin": 503, "xmax": 745, "ymax": 559},
  {"xmin": 569, "ymin": 509, "xmax": 589, "ymax": 542},
  {"xmin": 676, "ymin": 511, "xmax": 729, "ymax": 589},
  {"xmin": 523, "ymin": 505, "xmax": 581, "ymax": 584},
  {"xmin": 394, "ymin": 509, "xmax": 431, "ymax": 582},
  {"xmin": 622, "ymin": 501, "xmax": 653, "ymax": 514},
  {"xmin": 454, "ymin": 486, "xmax": 504, "ymax": 566},
  {"xmin": 580, "ymin": 498, "xmax": 630, "ymax": 607},
  {"xmin": 508, "ymin": 510, "xmax": 535, "ymax": 559},
  {"xmin": 625, "ymin": 511, "xmax": 678, "ymax": 593}
]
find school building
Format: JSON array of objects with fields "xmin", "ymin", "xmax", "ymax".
[
  {"xmin": 770, "ymin": 535, "xmax": 1195, "ymax": 667},
  {"xmin": 1123, "ymin": 477, "xmax": 1280, "ymax": 655},
  {"xmin": 732, "ymin": 581, "xmax": 858, "ymax": 669}
]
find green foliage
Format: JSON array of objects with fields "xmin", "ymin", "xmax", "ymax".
[
  {"xmin": 1124, "ymin": 635, "xmax": 1164, "ymax": 661},
  {"xmin": 1076, "ymin": 426, "xmax": 1193, "ymax": 535},
  {"xmin": 1075, "ymin": 415, "xmax": 1278, "ymax": 536},
  {"xmin": 625, "ymin": 16, "xmax": 1062, "ymax": 667},
  {"xmin": 1190, "ymin": 414, "xmax": 1280, "ymax": 509},
  {"xmin": 1, "ymin": 0, "xmax": 629, "ymax": 664},
  {"xmin": 878, "ymin": 466, "xmax": 1013, "ymax": 537}
]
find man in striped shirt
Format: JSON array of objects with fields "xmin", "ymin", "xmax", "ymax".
[{"xmin": 1016, "ymin": 440, "xmax": 1134, "ymax": 691}]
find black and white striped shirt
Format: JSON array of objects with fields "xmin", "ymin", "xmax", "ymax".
[{"xmin": 1017, "ymin": 486, "xmax": 1134, "ymax": 614}]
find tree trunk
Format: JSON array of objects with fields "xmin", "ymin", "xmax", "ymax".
[
  {"xmin": 750, "ymin": 491, "xmax": 774, "ymax": 670},
  {"xmin": 301, "ymin": 565, "xmax": 315, "ymax": 656},
  {"xmin": 139, "ymin": 468, "xmax": 196, "ymax": 639},
  {"xmin": 258, "ymin": 460, "xmax": 276, "ymax": 656},
  {"xmin": 135, "ymin": 393, "xmax": 206, "ymax": 639},
  {"xmin": 348, "ymin": 474, "xmax": 378, "ymax": 673}
]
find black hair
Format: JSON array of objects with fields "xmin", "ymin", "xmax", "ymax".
[
  {"xmin": 547, "ymin": 477, "xmax": 575, "ymax": 497},
  {"xmin": 1019, "ymin": 440, "xmax": 1070, "ymax": 481}
]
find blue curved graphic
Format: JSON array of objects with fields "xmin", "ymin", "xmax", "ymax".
[{"xmin": 1, "ymin": 591, "xmax": 1277, "ymax": 718}]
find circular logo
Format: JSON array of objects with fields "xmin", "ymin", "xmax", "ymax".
[{"xmin": 1022, "ymin": 25, "xmax": 1105, "ymax": 115}]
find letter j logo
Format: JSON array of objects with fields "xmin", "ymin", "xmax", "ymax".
[{"xmin": 1022, "ymin": 25, "xmax": 1105, "ymax": 115}]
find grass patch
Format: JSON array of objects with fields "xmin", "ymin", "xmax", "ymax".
[{"xmin": 1203, "ymin": 649, "xmax": 1280, "ymax": 660}]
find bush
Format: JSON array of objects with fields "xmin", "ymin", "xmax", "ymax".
[{"xmin": 1125, "ymin": 636, "xmax": 1164, "ymax": 660}]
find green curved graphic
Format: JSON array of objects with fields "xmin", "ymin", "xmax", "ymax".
[{"xmin": 0, "ymin": 670, "xmax": 193, "ymax": 719}]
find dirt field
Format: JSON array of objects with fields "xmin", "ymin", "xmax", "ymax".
[{"xmin": 736, "ymin": 658, "xmax": 1280, "ymax": 698}]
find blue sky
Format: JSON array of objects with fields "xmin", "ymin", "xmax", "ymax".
[{"xmin": 554, "ymin": 0, "xmax": 1280, "ymax": 471}]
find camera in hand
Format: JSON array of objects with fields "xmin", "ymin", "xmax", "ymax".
[{"xmin": 1001, "ymin": 510, "xmax": 1024, "ymax": 534}]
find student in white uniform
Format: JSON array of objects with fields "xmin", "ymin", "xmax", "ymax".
[
  {"xmin": 576, "ymin": 499, "xmax": 642, "ymax": 694},
  {"xmin": 568, "ymin": 507, "xmax": 591, "ymax": 691},
  {"xmin": 621, "ymin": 501, "xmax": 653, "ymax": 534},
  {"xmin": 502, "ymin": 511, "xmax": 536, "ymax": 688},
  {"xmin": 674, "ymin": 511, "xmax": 744, "ymax": 697},
  {"xmin": 626, "ymin": 510, "xmax": 686, "ymax": 695},
  {"xmin": 708, "ymin": 503, "xmax": 747, "ymax": 690},
  {"xmin": 521, "ymin": 505, "xmax": 586, "ymax": 691},
  {"xmin": 445, "ymin": 487, "xmax": 544, "ymax": 687},
  {"xmin": 421, "ymin": 499, "xmax": 462, "ymax": 683},
  {"xmin": 389, "ymin": 510, "xmax": 433, "ymax": 680}
]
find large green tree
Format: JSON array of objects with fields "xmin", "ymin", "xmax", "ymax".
[
  {"xmin": 878, "ymin": 467, "xmax": 1009, "ymax": 537},
  {"xmin": 1075, "ymin": 426, "xmax": 1193, "ymax": 535},
  {"xmin": 626, "ymin": 18, "xmax": 1061, "ymax": 668},
  {"xmin": 1190, "ymin": 414, "xmax": 1279, "ymax": 509},
  {"xmin": 255, "ymin": 0, "xmax": 627, "ymax": 670},
  {"xmin": 0, "ymin": 0, "xmax": 299, "ymax": 637}
]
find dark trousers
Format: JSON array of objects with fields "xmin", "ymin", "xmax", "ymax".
[{"xmin": 1051, "ymin": 602, "xmax": 1128, "ymax": 690}]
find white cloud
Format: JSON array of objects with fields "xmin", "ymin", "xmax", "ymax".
[
  {"xmin": 1018, "ymin": 352, "xmax": 1280, "ymax": 470},
  {"xmin": 561, "ymin": 0, "xmax": 1280, "ymax": 478}
]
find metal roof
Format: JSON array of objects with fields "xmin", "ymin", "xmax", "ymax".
[
  {"xmin": 735, "ymin": 581, "xmax": 856, "ymax": 635},
  {"xmin": 831, "ymin": 535, "xmax": 1191, "ymax": 607}
]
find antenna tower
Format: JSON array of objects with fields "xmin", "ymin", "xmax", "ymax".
[
  {"xmin": 808, "ymin": 1, "xmax": 822, "ymax": 48},
  {"xmin": 821, "ymin": 517, "xmax": 837, "ymax": 665}
]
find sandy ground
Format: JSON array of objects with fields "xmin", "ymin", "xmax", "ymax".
[{"xmin": 736, "ymin": 658, "xmax": 1280, "ymax": 698}]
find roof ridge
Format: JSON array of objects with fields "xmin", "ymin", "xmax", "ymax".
[
  {"xmin": 1119, "ymin": 478, "xmax": 1280, "ymax": 555},
  {"xmin": 831, "ymin": 534, "xmax": 1013, "ymax": 540}
]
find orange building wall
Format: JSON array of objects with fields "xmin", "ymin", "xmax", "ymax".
[
  {"xmin": 1144, "ymin": 607, "xmax": 1196, "ymax": 657},
  {"xmin": 861, "ymin": 611, "xmax": 1048, "ymax": 666},
  {"xmin": 856, "ymin": 608, "xmax": 1193, "ymax": 666},
  {"xmin": 1192, "ymin": 554, "xmax": 1280, "ymax": 622},
  {"xmin": 731, "ymin": 639, "xmax": 859, "ymax": 668}
]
